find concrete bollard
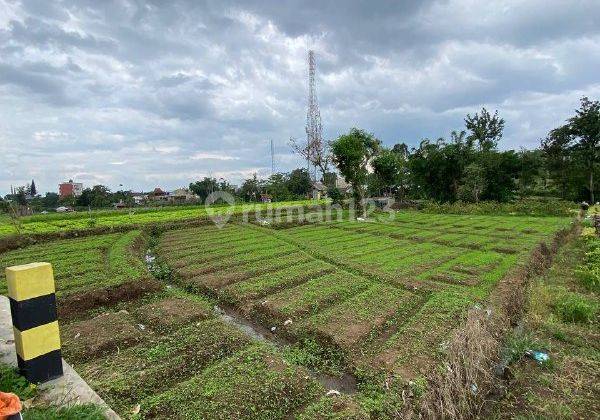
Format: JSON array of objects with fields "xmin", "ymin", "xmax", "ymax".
[{"xmin": 6, "ymin": 262, "xmax": 63, "ymax": 383}]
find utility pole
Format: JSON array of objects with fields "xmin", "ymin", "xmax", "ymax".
[{"xmin": 270, "ymin": 139, "xmax": 275, "ymax": 176}]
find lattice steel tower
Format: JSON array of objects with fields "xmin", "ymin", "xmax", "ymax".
[{"xmin": 305, "ymin": 50, "xmax": 322, "ymax": 181}]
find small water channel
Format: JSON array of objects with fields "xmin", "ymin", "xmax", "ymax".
[{"xmin": 145, "ymin": 248, "xmax": 357, "ymax": 394}]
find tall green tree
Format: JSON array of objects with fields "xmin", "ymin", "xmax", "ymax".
[
  {"xmin": 465, "ymin": 107, "xmax": 505, "ymax": 151},
  {"xmin": 240, "ymin": 174, "xmax": 262, "ymax": 202},
  {"xmin": 287, "ymin": 168, "xmax": 312, "ymax": 198},
  {"xmin": 541, "ymin": 125, "xmax": 575, "ymax": 199},
  {"xmin": 457, "ymin": 163, "xmax": 486, "ymax": 202},
  {"xmin": 189, "ymin": 177, "xmax": 219, "ymax": 203},
  {"xmin": 29, "ymin": 179, "xmax": 37, "ymax": 196},
  {"xmin": 265, "ymin": 173, "xmax": 291, "ymax": 201},
  {"xmin": 568, "ymin": 97, "xmax": 600, "ymax": 203},
  {"xmin": 371, "ymin": 148, "xmax": 406, "ymax": 197},
  {"xmin": 331, "ymin": 128, "xmax": 381, "ymax": 216}
]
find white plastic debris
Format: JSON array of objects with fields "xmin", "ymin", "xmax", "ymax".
[
  {"xmin": 356, "ymin": 217, "xmax": 366, "ymax": 222},
  {"xmin": 270, "ymin": 326, "xmax": 277, "ymax": 333},
  {"xmin": 74, "ymin": 332, "xmax": 81, "ymax": 339},
  {"xmin": 326, "ymin": 390, "xmax": 341, "ymax": 397},
  {"xmin": 283, "ymin": 319, "xmax": 293, "ymax": 326},
  {"xmin": 137, "ymin": 324, "xmax": 146, "ymax": 331}
]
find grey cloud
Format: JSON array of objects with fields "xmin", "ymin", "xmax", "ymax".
[{"xmin": 0, "ymin": 0, "xmax": 599, "ymax": 194}]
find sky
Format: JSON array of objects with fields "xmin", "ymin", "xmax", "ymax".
[{"xmin": 1, "ymin": 0, "xmax": 599, "ymax": 195}]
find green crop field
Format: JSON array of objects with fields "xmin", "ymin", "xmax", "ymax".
[
  {"xmin": 0, "ymin": 200, "xmax": 320, "ymax": 238},
  {"xmin": 0, "ymin": 211, "xmax": 572, "ymax": 418}
]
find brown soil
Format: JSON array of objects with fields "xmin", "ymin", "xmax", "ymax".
[
  {"xmin": 492, "ymin": 246, "xmax": 518, "ymax": 254},
  {"xmin": 61, "ymin": 311, "xmax": 149, "ymax": 362},
  {"xmin": 57, "ymin": 278, "xmax": 163, "ymax": 321},
  {"xmin": 132, "ymin": 298, "xmax": 211, "ymax": 332},
  {"xmin": 429, "ymin": 273, "xmax": 479, "ymax": 286}
]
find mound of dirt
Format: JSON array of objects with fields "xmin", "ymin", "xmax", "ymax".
[
  {"xmin": 58, "ymin": 278, "xmax": 163, "ymax": 321},
  {"xmin": 62, "ymin": 311, "xmax": 149, "ymax": 362},
  {"xmin": 132, "ymin": 298, "xmax": 211, "ymax": 332}
]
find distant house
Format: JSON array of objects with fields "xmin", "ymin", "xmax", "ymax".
[
  {"xmin": 311, "ymin": 181, "xmax": 326, "ymax": 200},
  {"xmin": 334, "ymin": 177, "xmax": 352, "ymax": 194},
  {"xmin": 130, "ymin": 192, "xmax": 148, "ymax": 205},
  {"xmin": 56, "ymin": 206, "xmax": 74, "ymax": 212},
  {"xmin": 149, "ymin": 187, "xmax": 170, "ymax": 203},
  {"xmin": 113, "ymin": 200, "xmax": 127, "ymax": 209},
  {"xmin": 170, "ymin": 188, "xmax": 199, "ymax": 203},
  {"xmin": 59, "ymin": 179, "xmax": 83, "ymax": 198},
  {"xmin": 260, "ymin": 193, "xmax": 272, "ymax": 203},
  {"xmin": 148, "ymin": 187, "xmax": 198, "ymax": 204},
  {"xmin": 311, "ymin": 177, "xmax": 352, "ymax": 200}
]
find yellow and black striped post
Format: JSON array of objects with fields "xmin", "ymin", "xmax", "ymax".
[{"xmin": 6, "ymin": 262, "xmax": 63, "ymax": 383}]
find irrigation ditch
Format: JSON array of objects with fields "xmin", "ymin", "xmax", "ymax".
[{"xmin": 143, "ymin": 228, "xmax": 359, "ymax": 395}]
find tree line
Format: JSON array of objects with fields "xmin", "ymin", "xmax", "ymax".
[
  {"xmin": 2, "ymin": 97, "xmax": 597, "ymax": 212},
  {"xmin": 327, "ymin": 97, "xmax": 599, "ymax": 211}
]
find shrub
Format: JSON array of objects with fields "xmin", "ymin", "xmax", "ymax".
[
  {"xmin": 420, "ymin": 198, "xmax": 576, "ymax": 217},
  {"xmin": 576, "ymin": 234, "xmax": 600, "ymax": 292},
  {"xmin": 554, "ymin": 292, "xmax": 597, "ymax": 323},
  {"xmin": 327, "ymin": 186, "xmax": 344, "ymax": 205}
]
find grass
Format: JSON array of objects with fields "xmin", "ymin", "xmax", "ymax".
[
  {"xmin": 0, "ymin": 363, "xmax": 104, "ymax": 419},
  {"xmin": 0, "ymin": 231, "xmax": 147, "ymax": 297},
  {"xmin": 0, "ymin": 200, "xmax": 323, "ymax": 238},
  {"xmin": 491, "ymin": 231, "xmax": 600, "ymax": 418},
  {"xmin": 553, "ymin": 291, "xmax": 598, "ymax": 323},
  {"xmin": 0, "ymin": 209, "xmax": 574, "ymax": 418},
  {"xmin": 157, "ymin": 213, "xmax": 569, "ymax": 384}
]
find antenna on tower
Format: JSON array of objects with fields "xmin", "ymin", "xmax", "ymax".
[
  {"xmin": 305, "ymin": 50, "xmax": 322, "ymax": 182},
  {"xmin": 270, "ymin": 139, "xmax": 275, "ymax": 175}
]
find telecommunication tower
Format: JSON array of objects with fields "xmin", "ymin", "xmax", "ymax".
[{"xmin": 305, "ymin": 50, "xmax": 322, "ymax": 181}]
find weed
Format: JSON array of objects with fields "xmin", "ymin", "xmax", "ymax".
[
  {"xmin": 0, "ymin": 364, "xmax": 37, "ymax": 400},
  {"xmin": 554, "ymin": 292, "xmax": 597, "ymax": 323}
]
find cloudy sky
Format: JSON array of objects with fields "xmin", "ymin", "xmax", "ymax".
[{"xmin": 1, "ymin": 0, "xmax": 599, "ymax": 195}]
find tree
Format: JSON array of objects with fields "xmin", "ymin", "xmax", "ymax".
[
  {"xmin": 457, "ymin": 163, "xmax": 486, "ymax": 202},
  {"xmin": 41, "ymin": 192, "xmax": 59, "ymax": 209},
  {"xmin": 322, "ymin": 172, "xmax": 337, "ymax": 188},
  {"xmin": 541, "ymin": 125, "xmax": 576, "ymax": 199},
  {"xmin": 240, "ymin": 174, "xmax": 262, "ymax": 202},
  {"xmin": 478, "ymin": 150, "xmax": 519, "ymax": 202},
  {"xmin": 287, "ymin": 168, "xmax": 312, "ymax": 198},
  {"xmin": 516, "ymin": 149, "xmax": 545, "ymax": 196},
  {"xmin": 265, "ymin": 173, "xmax": 291, "ymax": 201},
  {"xmin": 568, "ymin": 97, "xmax": 600, "ymax": 203},
  {"xmin": 189, "ymin": 177, "xmax": 219, "ymax": 203},
  {"xmin": 465, "ymin": 108, "xmax": 505, "ymax": 151},
  {"xmin": 290, "ymin": 135, "xmax": 331, "ymax": 181},
  {"xmin": 29, "ymin": 179, "xmax": 37, "ymax": 196},
  {"xmin": 331, "ymin": 128, "xmax": 381, "ymax": 216},
  {"xmin": 14, "ymin": 187, "xmax": 27, "ymax": 206},
  {"xmin": 372, "ymin": 149, "xmax": 405, "ymax": 197},
  {"xmin": 76, "ymin": 185, "xmax": 111, "ymax": 208}
]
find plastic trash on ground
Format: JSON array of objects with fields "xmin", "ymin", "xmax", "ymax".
[{"xmin": 525, "ymin": 349, "xmax": 549, "ymax": 364}]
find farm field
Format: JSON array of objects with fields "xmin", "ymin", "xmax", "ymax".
[
  {"xmin": 161, "ymin": 213, "xmax": 570, "ymax": 381},
  {"xmin": 0, "ymin": 199, "xmax": 320, "ymax": 238},
  {"xmin": 0, "ymin": 211, "xmax": 572, "ymax": 418}
]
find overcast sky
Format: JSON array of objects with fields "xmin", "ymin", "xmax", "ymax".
[{"xmin": 1, "ymin": 0, "xmax": 599, "ymax": 194}]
